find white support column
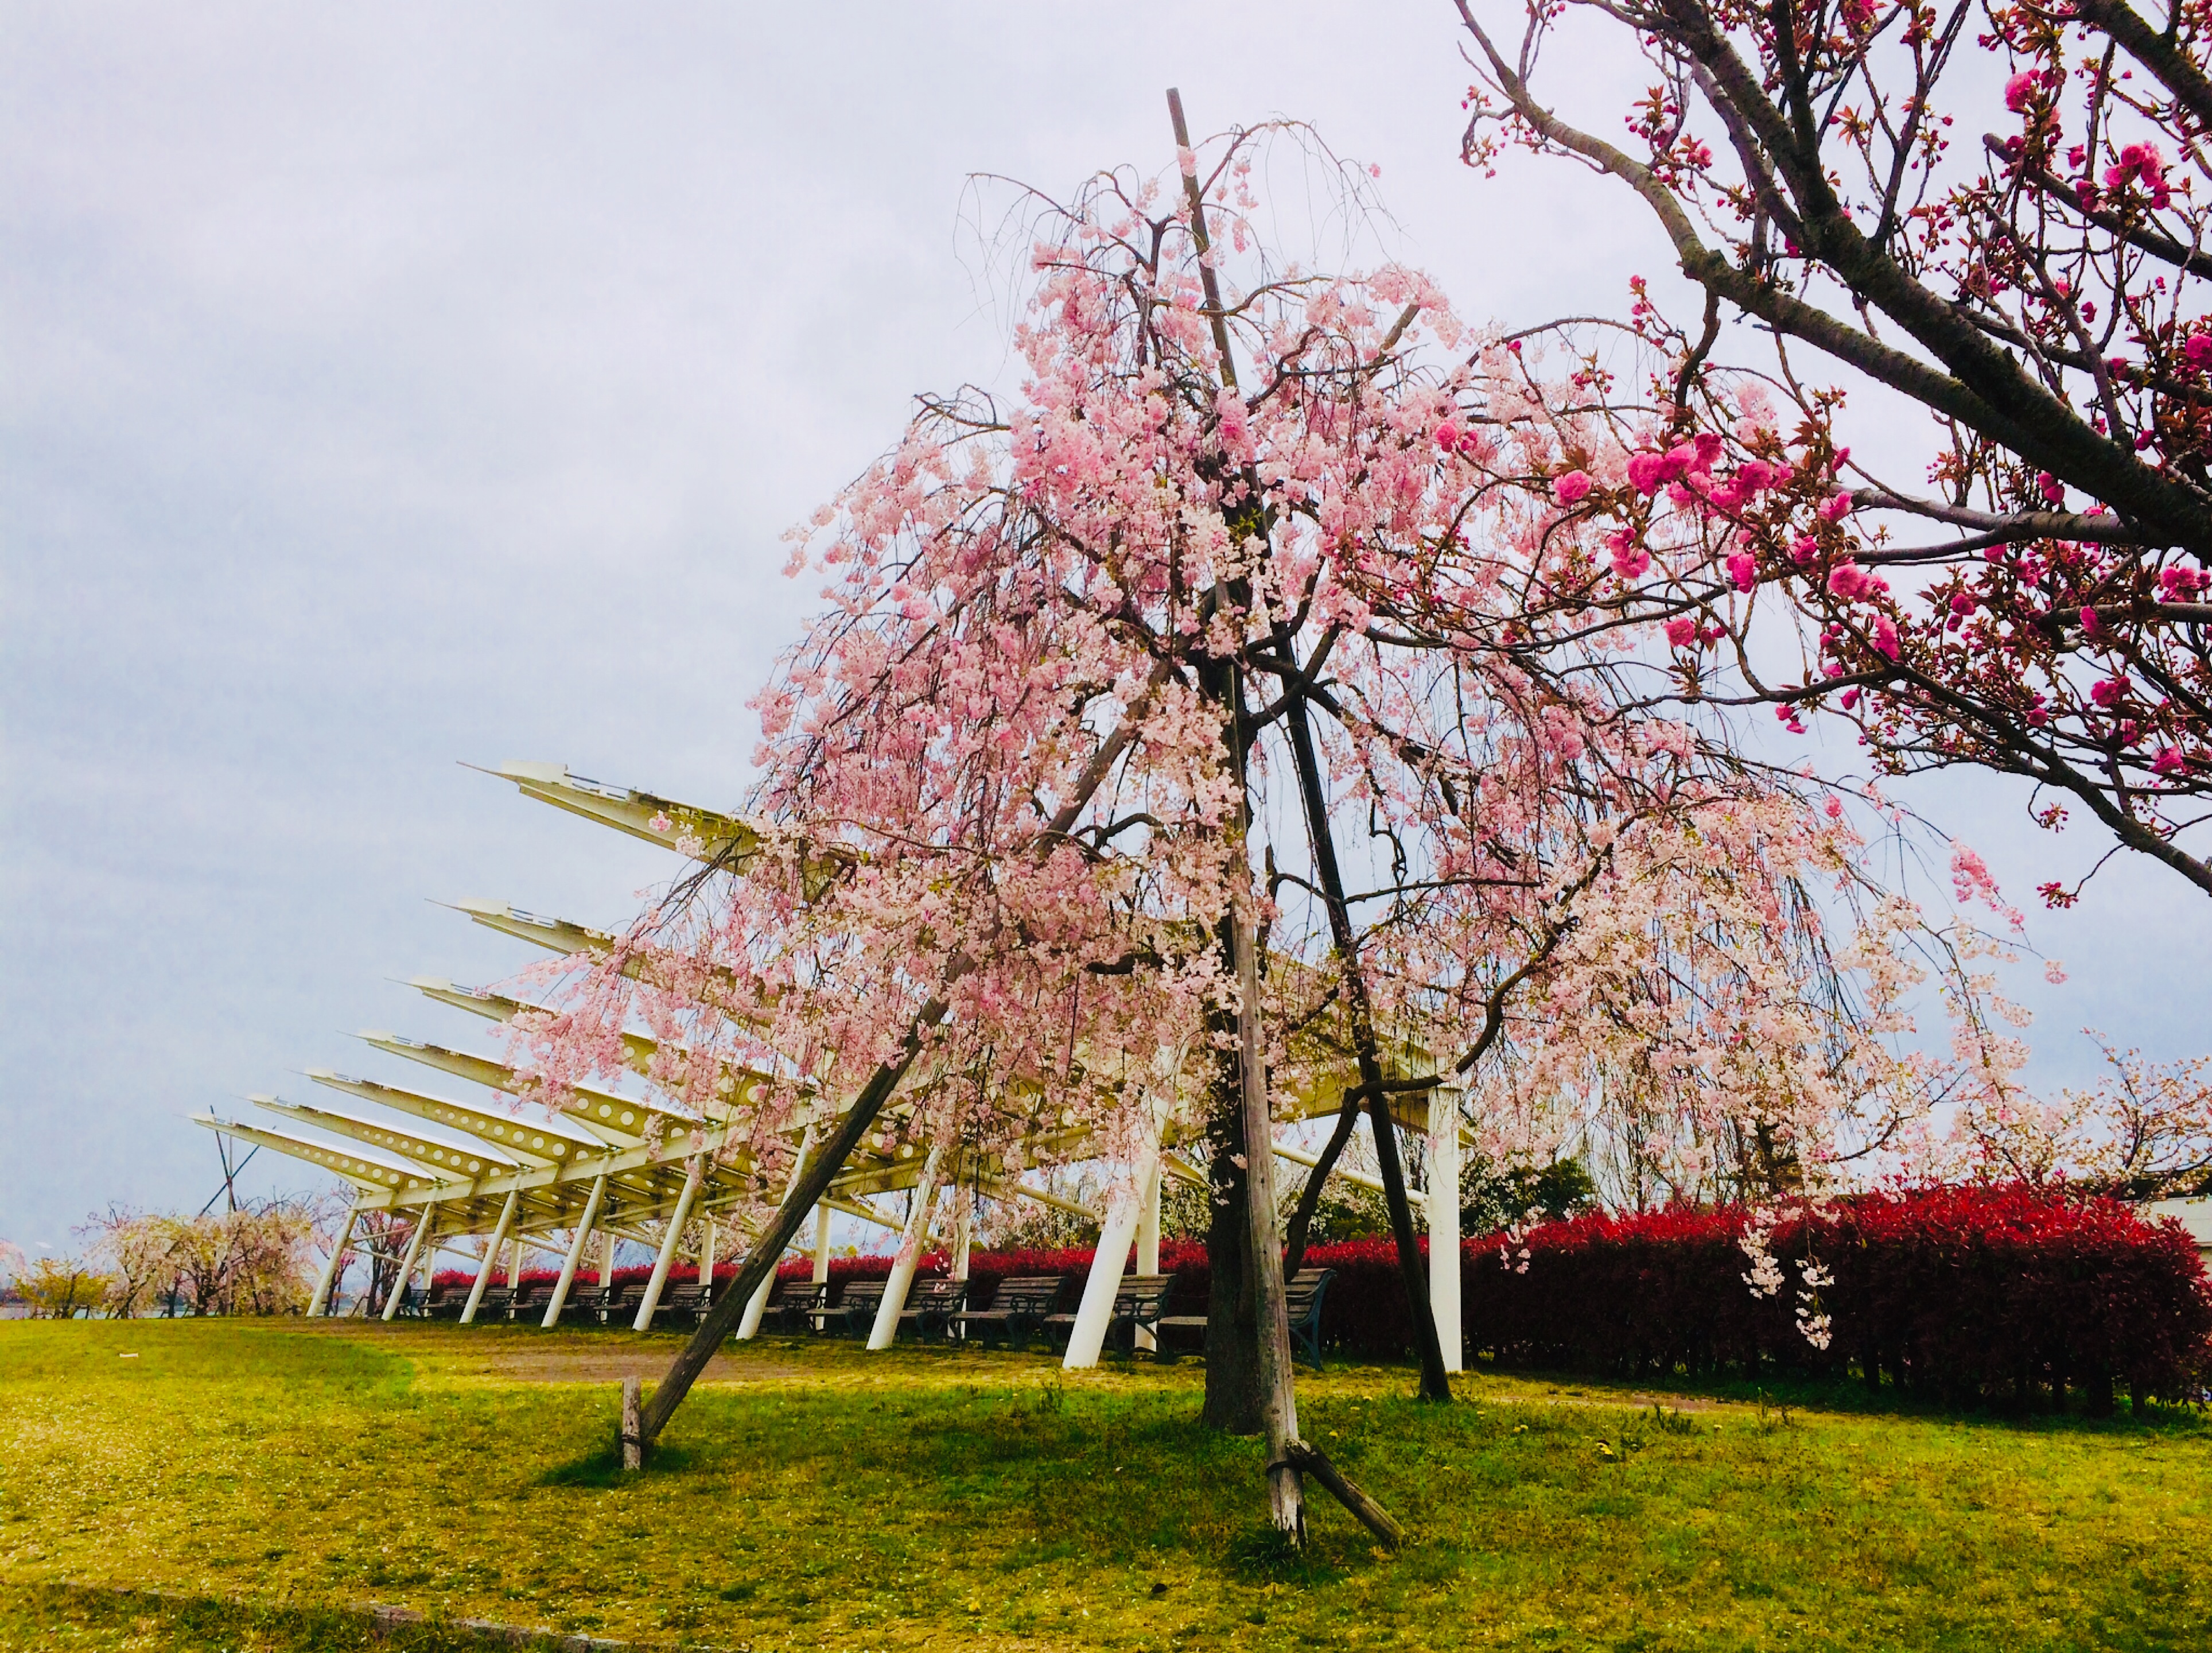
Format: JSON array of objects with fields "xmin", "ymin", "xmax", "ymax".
[
  {"xmin": 600, "ymin": 1229, "xmax": 617, "ymax": 1286},
  {"xmin": 812, "ymin": 1204, "xmax": 832, "ymax": 1284},
  {"xmin": 944, "ymin": 1190, "xmax": 975, "ymax": 1341},
  {"xmin": 1064, "ymin": 1111, "xmax": 1162, "ymax": 1368},
  {"xmin": 382, "ymin": 1201, "xmax": 436, "ymax": 1322},
  {"xmin": 410, "ymin": 1227, "xmax": 440, "ymax": 1305},
  {"xmin": 697, "ymin": 1209, "xmax": 717, "ymax": 1286},
  {"xmin": 867, "ymin": 1140, "xmax": 946, "ymax": 1350},
  {"xmin": 309, "ymin": 1202, "xmax": 360, "ymax": 1318},
  {"xmin": 543, "ymin": 1174, "xmax": 608, "ymax": 1328},
  {"xmin": 508, "ymin": 1233, "xmax": 524, "ymax": 1287},
  {"xmin": 739, "ymin": 1128, "xmax": 814, "ymax": 1341},
  {"xmin": 1062, "ymin": 1173, "xmax": 1146, "ymax": 1369},
  {"xmin": 460, "ymin": 1190, "xmax": 520, "ymax": 1325},
  {"xmin": 633, "ymin": 1159, "xmax": 704, "ymax": 1332},
  {"xmin": 734, "ymin": 1224, "xmax": 775, "ymax": 1341},
  {"xmin": 1133, "ymin": 1156, "xmax": 1163, "ymax": 1352},
  {"xmin": 1428, "ymin": 1088, "xmax": 1463, "ymax": 1372}
]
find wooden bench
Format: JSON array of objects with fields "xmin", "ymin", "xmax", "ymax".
[
  {"xmin": 821, "ymin": 1278, "xmax": 889, "ymax": 1336},
  {"xmin": 423, "ymin": 1284, "xmax": 466, "ymax": 1321},
  {"xmin": 604, "ymin": 1283, "xmax": 648, "ymax": 1327},
  {"xmin": 510, "ymin": 1282, "xmax": 554, "ymax": 1322},
  {"xmin": 946, "ymin": 1275, "xmax": 1068, "ymax": 1348},
  {"xmin": 759, "ymin": 1274, "xmax": 827, "ymax": 1334},
  {"xmin": 651, "ymin": 1282, "xmax": 713, "ymax": 1328},
  {"xmin": 1042, "ymin": 1273, "xmax": 1176, "ymax": 1357},
  {"xmin": 550, "ymin": 1284, "xmax": 613, "ymax": 1326},
  {"xmin": 896, "ymin": 1276, "xmax": 968, "ymax": 1340},
  {"xmin": 468, "ymin": 1285, "xmax": 517, "ymax": 1323},
  {"xmin": 1156, "ymin": 1267, "xmax": 1338, "ymax": 1369}
]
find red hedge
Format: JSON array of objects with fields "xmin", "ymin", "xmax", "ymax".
[
  {"xmin": 1462, "ymin": 1187, "xmax": 2212, "ymax": 1410},
  {"xmin": 426, "ymin": 1186, "xmax": 2209, "ymax": 1410}
]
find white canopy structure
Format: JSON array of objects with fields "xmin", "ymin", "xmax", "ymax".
[{"xmin": 201, "ymin": 763, "xmax": 1472, "ymax": 1368}]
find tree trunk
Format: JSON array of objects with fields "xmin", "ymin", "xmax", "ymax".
[
  {"xmin": 1202, "ymin": 1043, "xmax": 1265, "ymax": 1434},
  {"xmin": 1230, "ymin": 888, "xmax": 1306, "ymax": 1541},
  {"xmin": 636, "ymin": 995, "xmax": 947, "ymax": 1453},
  {"xmin": 1282, "ymin": 690, "xmax": 1453, "ymax": 1402}
]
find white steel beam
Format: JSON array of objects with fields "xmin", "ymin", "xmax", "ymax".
[
  {"xmin": 382, "ymin": 1201, "xmax": 436, "ymax": 1322},
  {"xmin": 632, "ymin": 1159, "xmax": 703, "ymax": 1331},
  {"xmin": 1273, "ymin": 1136, "xmax": 1426, "ymax": 1212},
  {"xmin": 485, "ymin": 762, "xmax": 766, "ymax": 863},
  {"xmin": 1062, "ymin": 1131, "xmax": 1159, "ymax": 1369},
  {"xmin": 193, "ymin": 1113, "xmax": 453, "ymax": 1200},
  {"xmin": 305, "ymin": 1070, "xmax": 589, "ymax": 1166},
  {"xmin": 738, "ymin": 1127, "xmax": 812, "ymax": 1341},
  {"xmin": 255, "ymin": 1091, "xmax": 515, "ymax": 1179},
  {"xmin": 1429, "ymin": 1090, "xmax": 1463, "ymax": 1372},
  {"xmin": 866, "ymin": 1140, "xmax": 945, "ymax": 1351},
  {"xmin": 543, "ymin": 1174, "xmax": 608, "ymax": 1327},
  {"xmin": 309, "ymin": 1200, "xmax": 359, "ymax": 1317},
  {"xmin": 1134, "ymin": 1157, "xmax": 1162, "ymax": 1353},
  {"xmin": 352, "ymin": 1033, "xmax": 707, "ymax": 1144},
  {"xmin": 461, "ymin": 1190, "xmax": 520, "ymax": 1324}
]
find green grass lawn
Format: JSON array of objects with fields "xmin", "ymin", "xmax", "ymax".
[{"xmin": 1, "ymin": 1318, "xmax": 2206, "ymax": 1651}]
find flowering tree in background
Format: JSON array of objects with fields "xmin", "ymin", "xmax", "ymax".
[
  {"xmin": 83, "ymin": 1199, "xmax": 328, "ymax": 1318},
  {"xmin": 1452, "ymin": 0, "xmax": 2212, "ymax": 902},
  {"xmin": 1956, "ymin": 1035, "xmax": 2212, "ymax": 1192},
  {"xmin": 508, "ymin": 101, "xmax": 2047, "ymax": 1538}
]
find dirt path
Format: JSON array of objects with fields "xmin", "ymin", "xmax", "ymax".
[{"xmin": 465, "ymin": 1348, "xmax": 810, "ymax": 1386}]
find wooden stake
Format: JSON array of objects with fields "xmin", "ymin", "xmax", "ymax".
[
  {"xmin": 620, "ymin": 1378, "xmax": 643, "ymax": 1470},
  {"xmin": 1281, "ymin": 1440, "xmax": 1405, "ymax": 1550}
]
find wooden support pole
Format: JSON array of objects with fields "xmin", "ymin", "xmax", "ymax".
[
  {"xmin": 382, "ymin": 1201, "xmax": 436, "ymax": 1322},
  {"xmin": 310, "ymin": 1201, "xmax": 359, "ymax": 1318},
  {"xmin": 1281, "ymin": 1440, "xmax": 1405, "ymax": 1550},
  {"xmin": 620, "ymin": 1377, "xmax": 643, "ymax": 1471},
  {"xmin": 460, "ymin": 1190, "xmax": 520, "ymax": 1325},
  {"xmin": 544, "ymin": 1174, "xmax": 608, "ymax": 1328},
  {"xmin": 633, "ymin": 1158, "xmax": 704, "ymax": 1332},
  {"xmin": 867, "ymin": 1140, "xmax": 946, "ymax": 1351}
]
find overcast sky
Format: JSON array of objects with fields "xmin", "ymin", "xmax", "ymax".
[{"xmin": 5, "ymin": 3, "xmax": 2205, "ymax": 1254}]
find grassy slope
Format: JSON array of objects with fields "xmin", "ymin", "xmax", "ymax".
[{"xmin": 0, "ymin": 1320, "xmax": 2206, "ymax": 1651}]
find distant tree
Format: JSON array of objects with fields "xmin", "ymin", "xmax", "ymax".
[
  {"xmin": 1459, "ymin": 1155, "xmax": 1599, "ymax": 1237},
  {"xmin": 17, "ymin": 1256, "xmax": 112, "ymax": 1319},
  {"xmin": 1957, "ymin": 1034, "xmax": 2212, "ymax": 1194},
  {"xmin": 84, "ymin": 1199, "xmax": 326, "ymax": 1318}
]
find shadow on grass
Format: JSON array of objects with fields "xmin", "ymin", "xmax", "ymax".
[
  {"xmin": 535, "ymin": 1441, "xmax": 699, "ymax": 1488},
  {"xmin": 1224, "ymin": 1523, "xmax": 1350, "ymax": 1590},
  {"xmin": 6, "ymin": 1583, "xmax": 624, "ymax": 1652},
  {"xmin": 1474, "ymin": 1357, "xmax": 2212, "ymax": 1435}
]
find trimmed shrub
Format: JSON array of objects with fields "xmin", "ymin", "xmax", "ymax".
[{"xmin": 1463, "ymin": 1187, "xmax": 2212, "ymax": 1410}]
